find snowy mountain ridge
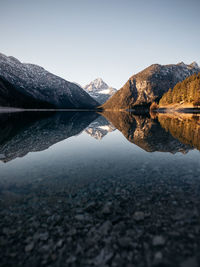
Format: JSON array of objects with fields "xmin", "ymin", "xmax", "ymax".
[{"xmin": 83, "ymin": 78, "xmax": 117, "ymax": 104}]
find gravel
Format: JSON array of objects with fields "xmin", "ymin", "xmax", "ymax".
[{"xmin": 0, "ymin": 170, "xmax": 200, "ymax": 267}]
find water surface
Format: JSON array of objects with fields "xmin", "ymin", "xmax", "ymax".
[{"xmin": 0, "ymin": 111, "xmax": 200, "ymax": 267}]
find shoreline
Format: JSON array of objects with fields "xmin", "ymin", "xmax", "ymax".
[
  {"xmin": 158, "ymin": 107, "xmax": 200, "ymax": 114},
  {"xmin": 0, "ymin": 107, "xmax": 102, "ymax": 113}
]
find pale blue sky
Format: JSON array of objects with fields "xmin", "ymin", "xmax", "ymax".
[{"xmin": 0, "ymin": 0, "xmax": 199, "ymax": 88}]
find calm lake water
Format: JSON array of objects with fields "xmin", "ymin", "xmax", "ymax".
[{"xmin": 0, "ymin": 111, "xmax": 200, "ymax": 267}]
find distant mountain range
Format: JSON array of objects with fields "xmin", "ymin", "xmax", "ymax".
[
  {"xmin": 0, "ymin": 53, "xmax": 199, "ymax": 110},
  {"xmin": 0, "ymin": 53, "xmax": 99, "ymax": 109},
  {"xmin": 102, "ymin": 62, "xmax": 200, "ymax": 110},
  {"xmin": 83, "ymin": 78, "xmax": 117, "ymax": 104}
]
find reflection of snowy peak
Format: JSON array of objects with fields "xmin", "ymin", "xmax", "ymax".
[
  {"xmin": 83, "ymin": 78, "xmax": 117, "ymax": 104},
  {"xmin": 85, "ymin": 116, "xmax": 115, "ymax": 140}
]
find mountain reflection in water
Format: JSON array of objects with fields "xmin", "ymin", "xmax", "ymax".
[
  {"xmin": 0, "ymin": 111, "xmax": 200, "ymax": 163},
  {"xmin": 0, "ymin": 111, "xmax": 98, "ymax": 162},
  {"xmin": 158, "ymin": 113, "xmax": 200, "ymax": 151},
  {"xmin": 102, "ymin": 111, "xmax": 193, "ymax": 153}
]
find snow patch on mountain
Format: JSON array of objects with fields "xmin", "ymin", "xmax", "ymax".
[{"xmin": 83, "ymin": 78, "xmax": 117, "ymax": 104}]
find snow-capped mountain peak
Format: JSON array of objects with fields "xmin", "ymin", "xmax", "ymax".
[
  {"xmin": 177, "ymin": 61, "xmax": 186, "ymax": 67},
  {"xmin": 84, "ymin": 78, "xmax": 109, "ymax": 92},
  {"xmin": 83, "ymin": 78, "xmax": 117, "ymax": 104},
  {"xmin": 190, "ymin": 61, "xmax": 199, "ymax": 69}
]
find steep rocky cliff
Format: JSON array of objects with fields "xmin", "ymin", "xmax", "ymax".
[{"xmin": 102, "ymin": 62, "xmax": 200, "ymax": 110}]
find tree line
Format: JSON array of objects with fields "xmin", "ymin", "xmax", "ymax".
[{"xmin": 159, "ymin": 72, "xmax": 200, "ymax": 106}]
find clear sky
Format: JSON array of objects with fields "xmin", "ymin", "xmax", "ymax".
[{"xmin": 0, "ymin": 0, "xmax": 199, "ymax": 89}]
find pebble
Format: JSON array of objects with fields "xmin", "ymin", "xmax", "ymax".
[
  {"xmin": 152, "ymin": 236, "xmax": 166, "ymax": 246},
  {"xmin": 39, "ymin": 232, "xmax": 49, "ymax": 241},
  {"xmin": 75, "ymin": 214, "xmax": 85, "ymax": 221},
  {"xmin": 154, "ymin": 251, "xmax": 163, "ymax": 260},
  {"xmin": 133, "ymin": 211, "xmax": 145, "ymax": 221},
  {"xmin": 102, "ymin": 202, "xmax": 112, "ymax": 215},
  {"xmin": 99, "ymin": 220, "xmax": 112, "ymax": 235},
  {"xmin": 181, "ymin": 257, "xmax": 198, "ymax": 267},
  {"xmin": 25, "ymin": 242, "xmax": 34, "ymax": 252},
  {"xmin": 118, "ymin": 237, "xmax": 132, "ymax": 248},
  {"xmin": 1, "ymin": 162, "xmax": 200, "ymax": 267}
]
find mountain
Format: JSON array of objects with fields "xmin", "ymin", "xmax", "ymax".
[
  {"xmin": 0, "ymin": 111, "xmax": 99, "ymax": 162},
  {"xmin": 85, "ymin": 116, "xmax": 115, "ymax": 140},
  {"xmin": 83, "ymin": 78, "xmax": 117, "ymax": 104},
  {"xmin": 102, "ymin": 111, "xmax": 192, "ymax": 153},
  {"xmin": 159, "ymin": 72, "xmax": 200, "ymax": 106},
  {"xmin": 102, "ymin": 62, "xmax": 200, "ymax": 110},
  {"xmin": 0, "ymin": 53, "xmax": 99, "ymax": 109}
]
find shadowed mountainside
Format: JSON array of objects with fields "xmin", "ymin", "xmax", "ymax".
[
  {"xmin": 0, "ymin": 111, "xmax": 99, "ymax": 162},
  {"xmin": 0, "ymin": 77, "xmax": 54, "ymax": 109},
  {"xmin": 0, "ymin": 53, "xmax": 99, "ymax": 109}
]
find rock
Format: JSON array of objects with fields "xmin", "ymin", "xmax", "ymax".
[
  {"xmin": 84, "ymin": 201, "xmax": 96, "ymax": 211},
  {"xmin": 181, "ymin": 257, "xmax": 198, "ymax": 267},
  {"xmin": 118, "ymin": 237, "xmax": 132, "ymax": 248},
  {"xmin": 94, "ymin": 249, "xmax": 113, "ymax": 265},
  {"xmin": 25, "ymin": 242, "xmax": 34, "ymax": 252},
  {"xmin": 39, "ymin": 232, "xmax": 49, "ymax": 241},
  {"xmin": 99, "ymin": 220, "xmax": 112, "ymax": 235},
  {"xmin": 154, "ymin": 251, "xmax": 163, "ymax": 260},
  {"xmin": 102, "ymin": 202, "xmax": 112, "ymax": 215},
  {"xmin": 68, "ymin": 228, "xmax": 77, "ymax": 236},
  {"xmin": 75, "ymin": 214, "xmax": 85, "ymax": 221},
  {"xmin": 152, "ymin": 236, "xmax": 166, "ymax": 246},
  {"xmin": 56, "ymin": 239, "xmax": 63, "ymax": 248},
  {"xmin": 2, "ymin": 227, "xmax": 10, "ymax": 235},
  {"xmin": 133, "ymin": 211, "xmax": 145, "ymax": 221}
]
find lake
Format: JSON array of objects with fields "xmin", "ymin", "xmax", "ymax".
[{"xmin": 0, "ymin": 111, "xmax": 200, "ymax": 267}]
